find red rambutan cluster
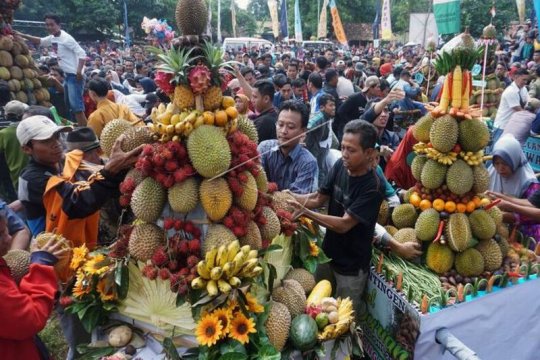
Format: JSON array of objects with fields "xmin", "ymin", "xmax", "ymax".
[
  {"xmin": 227, "ymin": 131, "xmax": 260, "ymax": 175},
  {"xmin": 108, "ymin": 225, "xmax": 133, "ymax": 258},
  {"xmin": 135, "ymin": 142, "xmax": 194, "ymax": 188},
  {"xmin": 275, "ymin": 208, "xmax": 298, "ymax": 236},
  {"xmin": 222, "ymin": 206, "xmax": 251, "ymax": 237}
]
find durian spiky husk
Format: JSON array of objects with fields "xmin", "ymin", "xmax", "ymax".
[{"xmin": 118, "ymin": 261, "xmax": 195, "ymax": 336}]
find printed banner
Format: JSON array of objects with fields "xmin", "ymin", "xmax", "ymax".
[
  {"xmin": 433, "ymin": 0, "xmax": 461, "ymax": 35},
  {"xmin": 280, "ymin": 0, "xmax": 289, "ymax": 39},
  {"xmin": 329, "ymin": 0, "xmax": 347, "ymax": 45},
  {"xmin": 217, "ymin": 0, "xmax": 222, "ymax": 43},
  {"xmin": 381, "ymin": 0, "xmax": 392, "ymax": 40},
  {"xmin": 318, "ymin": 0, "xmax": 330, "ymax": 39},
  {"xmin": 268, "ymin": 0, "xmax": 280, "ymax": 39},
  {"xmin": 294, "ymin": 0, "xmax": 303, "ymax": 42},
  {"xmin": 516, "ymin": 0, "xmax": 525, "ymax": 23}
]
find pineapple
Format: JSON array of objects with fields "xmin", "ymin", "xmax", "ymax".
[
  {"xmin": 174, "ymin": 85, "xmax": 195, "ymax": 110},
  {"xmin": 203, "ymin": 86, "xmax": 223, "ymax": 111}
]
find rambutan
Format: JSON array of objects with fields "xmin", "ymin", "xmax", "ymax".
[
  {"xmin": 173, "ymin": 168, "xmax": 187, "ymax": 183},
  {"xmin": 119, "ymin": 178, "xmax": 136, "ymax": 194},
  {"xmin": 238, "ymin": 172, "xmax": 248, "ymax": 183},
  {"xmin": 165, "ymin": 160, "xmax": 178, "ymax": 172},
  {"xmin": 163, "ymin": 218, "xmax": 175, "ymax": 230},
  {"xmin": 152, "ymin": 154, "xmax": 164, "ymax": 167},
  {"xmin": 190, "ymin": 266, "xmax": 198, "ymax": 275},
  {"xmin": 185, "ymin": 274, "xmax": 196, "ymax": 284},
  {"xmin": 151, "ymin": 246, "xmax": 168, "ymax": 266},
  {"xmin": 223, "ymin": 216, "xmax": 235, "ymax": 229},
  {"xmin": 142, "ymin": 264, "xmax": 158, "ymax": 279},
  {"xmin": 178, "ymin": 284, "xmax": 189, "ymax": 296},
  {"xmin": 161, "ymin": 148, "xmax": 173, "ymax": 161},
  {"xmin": 186, "ymin": 255, "xmax": 199, "ymax": 268},
  {"xmin": 268, "ymin": 182, "xmax": 278, "ymax": 193},
  {"xmin": 174, "ymin": 219, "xmax": 184, "ymax": 231},
  {"xmin": 178, "ymin": 267, "xmax": 190, "ymax": 276},
  {"xmin": 183, "ymin": 221, "xmax": 196, "ymax": 235},
  {"xmin": 233, "ymin": 226, "xmax": 246, "ymax": 237},
  {"xmin": 178, "ymin": 240, "xmax": 190, "ymax": 254},
  {"xmin": 162, "ymin": 175, "xmax": 175, "ymax": 188},
  {"xmin": 188, "ymin": 239, "xmax": 200, "ymax": 254},
  {"xmin": 168, "ymin": 260, "xmax": 179, "ymax": 272},
  {"xmin": 119, "ymin": 195, "xmax": 131, "ymax": 208},
  {"xmin": 142, "ymin": 144, "xmax": 154, "ymax": 156},
  {"xmin": 158, "ymin": 268, "xmax": 170, "ymax": 280}
]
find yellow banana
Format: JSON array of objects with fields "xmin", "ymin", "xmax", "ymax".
[
  {"xmin": 210, "ymin": 266, "xmax": 223, "ymax": 281},
  {"xmin": 206, "ymin": 280, "xmax": 218, "ymax": 297},
  {"xmin": 205, "ymin": 247, "xmax": 218, "ymax": 269},
  {"xmin": 239, "ymin": 258, "xmax": 259, "ymax": 275},
  {"xmin": 228, "ymin": 276, "xmax": 241, "ymax": 288},
  {"xmin": 247, "ymin": 249, "xmax": 258, "ymax": 260},
  {"xmin": 216, "ymin": 245, "xmax": 228, "ymax": 267},
  {"xmin": 232, "ymin": 251, "xmax": 247, "ymax": 270},
  {"xmin": 244, "ymin": 266, "xmax": 263, "ymax": 278},
  {"xmin": 223, "ymin": 262, "xmax": 234, "ymax": 279},
  {"xmin": 240, "ymin": 245, "xmax": 251, "ymax": 255},
  {"xmin": 226, "ymin": 240, "xmax": 241, "ymax": 262},
  {"xmin": 183, "ymin": 122, "xmax": 193, "ymax": 136},
  {"xmin": 217, "ymin": 279, "xmax": 232, "ymax": 294},
  {"xmin": 191, "ymin": 277, "xmax": 207, "ymax": 290},
  {"xmin": 197, "ymin": 260, "xmax": 211, "ymax": 279}
]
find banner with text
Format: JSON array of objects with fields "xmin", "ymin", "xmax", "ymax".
[
  {"xmin": 329, "ymin": 0, "xmax": 347, "ymax": 45},
  {"xmin": 433, "ymin": 0, "xmax": 461, "ymax": 35},
  {"xmin": 268, "ymin": 0, "xmax": 280, "ymax": 38},
  {"xmin": 318, "ymin": 0, "xmax": 330, "ymax": 39},
  {"xmin": 381, "ymin": 0, "xmax": 392, "ymax": 40}
]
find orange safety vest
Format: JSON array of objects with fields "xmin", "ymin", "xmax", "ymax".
[{"xmin": 43, "ymin": 150, "xmax": 101, "ymax": 281}]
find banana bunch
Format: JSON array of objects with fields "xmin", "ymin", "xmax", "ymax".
[
  {"xmin": 425, "ymin": 148, "xmax": 458, "ymax": 165},
  {"xmin": 318, "ymin": 297, "xmax": 355, "ymax": 341},
  {"xmin": 460, "ymin": 150, "xmax": 484, "ymax": 166},
  {"xmin": 413, "ymin": 142, "xmax": 428, "ymax": 155},
  {"xmin": 191, "ymin": 240, "xmax": 262, "ymax": 297}
]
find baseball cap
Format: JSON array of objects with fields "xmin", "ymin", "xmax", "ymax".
[
  {"xmin": 4, "ymin": 100, "xmax": 28, "ymax": 117},
  {"xmin": 362, "ymin": 75, "xmax": 380, "ymax": 92},
  {"xmin": 336, "ymin": 60, "xmax": 345, "ymax": 67},
  {"xmin": 352, "ymin": 56, "xmax": 360, "ymax": 62},
  {"xmin": 16, "ymin": 115, "xmax": 72, "ymax": 146},
  {"xmin": 66, "ymin": 127, "xmax": 100, "ymax": 152},
  {"xmin": 355, "ymin": 62, "xmax": 365, "ymax": 72},
  {"xmin": 380, "ymin": 63, "xmax": 393, "ymax": 77}
]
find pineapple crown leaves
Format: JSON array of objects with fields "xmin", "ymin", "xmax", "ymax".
[
  {"xmin": 147, "ymin": 46, "xmax": 200, "ymax": 85},
  {"xmin": 201, "ymin": 41, "xmax": 242, "ymax": 85}
]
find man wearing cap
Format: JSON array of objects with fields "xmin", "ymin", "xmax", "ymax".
[
  {"xmin": 379, "ymin": 62, "xmax": 393, "ymax": 79},
  {"xmin": 17, "ymin": 115, "xmax": 141, "ymax": 238},
  {"xmin": 0, "ymin": 100, "xmax": 29, "ymax": 201},
  {"xmin": 17, "ymin": 14, "xmax": 87, "ymax": 126}
]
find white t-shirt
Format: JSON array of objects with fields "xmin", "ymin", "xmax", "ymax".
[
  {"xmin": 40, "ymin": 30, "xmax": 86, "ymax": 75},
  {"xmin": 494, "ymin": 82, "xmax": 529, "ymax": 129}
]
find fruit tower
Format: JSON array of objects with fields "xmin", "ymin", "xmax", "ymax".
[
  {"xmin": 0, "ymin": 1, "xmax": 51, "ymax": 107},
  {"xmin": 388, "ymin": 30, "xmax": 508, "ymax": 279}
]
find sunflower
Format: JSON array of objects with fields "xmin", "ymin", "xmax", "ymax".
[
  {"xmin": 228, "ymin": 313, "xmax": 256, "ymax": 344},
  {"xmin": 83, "ymin": 253, "xmax": 110, "ymax": 276},
  {"xmin": 72, "ymin": 270, "xmax": 91, "ymax": 298},
  {"xmin": 195, "ymin": 313, "xmax": 223, "ymax": 347},
  {"xmin": 227, "ymin": 298, "xmax": 240, "ymax": 313},
  {"xmin": 245, "ymin": 292, "xmax": 264, "ymax": 313},
  {"xmin": 300, "ymin": 216, "xmax": 317, "ymax": 234},
  {"xmin": 96, "ymin": 276, "xmax": 117, "ymax": 302},
  {"xmin": 70, "ymin": 244, "xmax": 88, "ymax": 270},
  {"xmin": 212, "ymin": 307, "xmax": 232, "ymax": 336},
  {"xmin": 309, "ymin": 240, "xmax": 320, "ymax": 257}
]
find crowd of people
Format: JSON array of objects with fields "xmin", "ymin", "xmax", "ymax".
[{"xmin": 3, "ymin": 11, "xmax": 540, "ymax": 360}]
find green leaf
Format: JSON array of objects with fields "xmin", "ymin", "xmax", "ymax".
[
  {"xmin": 304, "ymin": 257, "xmax": 317, "ymax": 273},
  {"xmin": 317, "ymin": 249, "xmax": 332, "ymax": 264},
  {"xmin": 266, "ymin": 263, "xmax": 277, "ymax": 293},
  {"xmin": 76, "ymin": 346, "xmax": 115, "ymax": 360},
  {"xmin": 81, "ymin": 306, "xmax": 102, "ymax": 333},
  {"xmin": 176, "ymin": 294, "xmax": 186, "ymax": 307},
  {"xmin": 256, "ymin": 344, "xmax": 281, "ymax": 360},
  {"xmin": 298, "ymin": 232, "xmax": 311, "ymax": 261},
  {"xmin": 258, "ymin": 244, "xmax": 282, "ymax": 257},
  {"xmin": 219, "ymin": 340, "xmax": 247, "ymax": 355},
  {"xmin": 162, "ymin": 337, "xmax": 181, "ymax": 360},
  {"xmin": 220, "ymin": 352, "xmax": 248, "ymax": 360},
  {"xmin": 117, "ymin": 265, "xmax": 129, "ymax": 300}
]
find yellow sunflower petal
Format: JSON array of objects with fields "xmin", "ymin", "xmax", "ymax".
[
  {"xmin": 245, "ymin": 293, "xmax": 264, "ymax": 313},
  {"xmin": 212, "ymin": 307, "xmax": 232, "ymax": 337},
  {"xmin": 228, "ymin": 313, "xmax": 256, "ymax": 344},
  {"xmin": 195, "ymin": 314, "xmax": 223, "ymax": 347}
]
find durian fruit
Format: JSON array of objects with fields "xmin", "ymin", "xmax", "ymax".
[
  {"xmin": 426, "ymin": 243, "xmax": 454, "ymax": 274},
  {"xmin": 393, "ymin": 228, "xmax": 420, "ymax": 245},
  {"xmin": 255, "ymin": 166, "xmax": 269, "ymax": 193},
  {"xmin": 259, "ymin": 207, "xmax": 281, "ymax": 242},
  {"xmin": 240, "ymin": 221, "xmax": 262, "ymax": 250},
  {"xmin": 472, "ymin": 165, "xmax": 490, "ymax": 194},
  {"xmin": 3, "ymin": 249, "xmax": 30, "ymax": 283},
  {"xmin": 200, "ymin": 178, "xmax": 232, "ymax": 221},
  {"xmin": 35, "ymin": 232, "xmax": 72, "ymax": 271},
  {"xmin": 271, "ymin": 191, "xmax": 296, "ymax": 213},
  {"xmin": 391, "ymin": 204, "xmax": 418, "ymax": 229},
  {"xmin": 458, "ymin": 119, "xmax": 490, "ymax": 152},
  {"xmin": 446, "ymin": 159, "xmax": 473, "ymax": 195},
  {"xmin": 129, "ymin": 224, "xmax": 165, "ymax": 261},
  {"xmin": 187, "ymin": 125, "xmax": 231, "ymax": 178},
  {"xmin": 271, "ymin": 279, "xmax": 306, "ymax": 317},
  {"xmin": 378, "ymin": 200, "xmax": 390, "ymax": 225},
  {"xmin": 482, "ymin": 24, "xmax": 497, "ymax": 39},
  {"xmin": 265, "ymin": 301, "xmax": 291, "ymax": 352},
  {"xmin": 122, "ymin": 126, "xmax": 153, "ymax": 153},
  {"xmin": 414, "ymin": 209, "xmax": 440, "ymax": 241},
  {"xmin": 236, "ymin": 171, "xmax": 258, "ymax": 211},
  {"xmin": 175, "ymin": 0, "xmax": 208, "ymax": 35},
  {"xmin": 497, "ymin": 236, "xmax": 510, "ymax": 257},
  {"xmin": 475, "ymin": 239, "xmax": 503, "ymax": 271},
  {"xmin": 413, "ymin": 114, "xmax": 434, "ymax": 142},
  {"xmin": 487, "ymin": 207, "xmax": 503, "ymax": 226},
  {"xmin": 429, "ymin": 115, "xmax": 458, "ymax": 153},
  {"xmin": 168, "ymin": 177, "xmax": 199, "ymax": 214},
  {"xmin": 237, "ymin": 117, "xmax": 259, "ymax": 143},
  {"xmin": 454, "ymin": 248, "xmax": 484, "ymax": 277},
  {"xmin": 131, "ymin": 178, "xmax": 166, "ymax": 223},
  {"xmin": 421, "ymin": 159, "xmax": 447, "ymax": 190},
  {"xmin": 100, "ymin": 119, "xmax": 132, "ymax": 156},
  {"xmin": 411, "ymin": 155, "xmax": 427, "ymax": 181},
  {"xmin": 202, "ymin": 224, "xmax": 236, "ymax": 254},
  {"xmin": 384, "ymin": 225, "xmax": 398, "ymax": 236},
  {"xmin": 446, "ymin": 213, "xmax": 472, "ymax": 252},
  {"xmin": 284, "ymin": 268, "xmax": 316, "ymax": 294},
  {"xmin": 468, "ymin": 210, "xmax": 496, "ymax": 240}
]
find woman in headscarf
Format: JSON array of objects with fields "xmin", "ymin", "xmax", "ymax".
[
  {"xmin": 489, "ymin": 134, "xmax": 540, "ymax": 245},
  {"xmin": 235, "ymin": 94, "xmax": 253, "ymax": 117}
]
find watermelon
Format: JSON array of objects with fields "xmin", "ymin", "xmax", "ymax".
[{"xmin": 289, "ymin": 314, "xmax": 318, "ymax": 351}]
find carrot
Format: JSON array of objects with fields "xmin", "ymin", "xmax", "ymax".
[
  {"xmin": 396, "ymin": 272, "xmax": 403, "ymax": 292},
  {"xmin": 421, "ymin": 294, "xmax": 429, "ymax": 314},
  {"xmin": 457, "ymin": 283, "xmax": 464, "ymax": 302},
  {"xmin": 484, "ymin": 198, "xmax": 501, "ymax": 211},
  {"xmin": 451, "ymin": 65, "xmax": 462, "ymax": 109},
  {"xmin": 377, "ymin": 252, "xmax": 384, "ymax": 273},
  {"xmin": 433, "ymin": 220, "xmax": 445, "ymax": 243}
]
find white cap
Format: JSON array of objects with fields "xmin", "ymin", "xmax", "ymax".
[{"xmin": 16, "ymin": 115, "xmax": 72, "ymax": 146}]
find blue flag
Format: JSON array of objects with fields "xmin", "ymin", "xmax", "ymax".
[
  {"xmin": 280, "ymin": 0, "xmax": 289, "ymax": 39},
  {"xmin": 535, "ymin": 0, "xmax": 540, "ymax": 31}
]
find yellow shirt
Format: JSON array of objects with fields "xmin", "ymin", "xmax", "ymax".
[{"xmin": 88, "ymin": 99, "xmax": 142, "ymax": 137}]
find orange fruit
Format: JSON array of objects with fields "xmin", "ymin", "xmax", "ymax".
[
  {"xmin": 214, "ymin": 110, "xmax": 228, "ymax": 127},
  {"xmin": 472, "ymin": 196, "xmax": 482, "ymax": 207},
  {"xmin": 222, "ymin": 96, "xmax": 235, "ymax": 108},
  {"xmin": 444, "ymin": 201, "xmax": 456, "ymax": 213},
  {"xmin": 456, "ymin": 203, "xmax": 467, "ymax": 213},
  {"xmin": 466, "ymin": 201, "xmax": 476, "ymax": 213},
  {"xmin": 225, "ymin": 106, "xmax": 239, "ymax": 119},
  {"xmin": 409, "ymin": 193, "xmax": 422, "ymax": 207},
  {"xmin": 433, "ymin": 199, "xmax": 445, "ymax": 212},
  {"xmin": 202, "ymin": 111, "xmax": 215, "ymax": 125},
  {"xmin": 480, "ymin": 198, "xmax": 491, "ymax": 207},
  {"xmin": 419, "ymin": 199, "xmax": 432, "ymax": 211}
]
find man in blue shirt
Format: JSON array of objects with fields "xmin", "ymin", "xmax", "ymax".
[
  {"xmin": 258, "ymin": 100, "xmax": 318, "ymax": 194},
  {"xmin": 0, "ymin": 199, "xmax": 30, "ymax": 250}
]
